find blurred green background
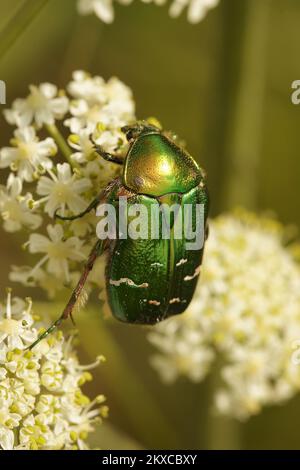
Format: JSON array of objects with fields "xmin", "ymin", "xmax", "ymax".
[{"xmin": 0, "ymin": 0, "xmax": 300, "ymax": 450}]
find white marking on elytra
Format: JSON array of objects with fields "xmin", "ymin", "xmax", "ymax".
[
  {"xmin": 109, "ymin": 278, "xmax": 149, "ymax": 288},
  {"xmin": 184, "ymin": 265, "xmax": 201, "ymax": 281},
  {"xmin": 169, "ymin": 298, "xmax": 181, "ymax": 304},
  {"xmin": 176, "ymin": 258, "xmax": 188, "ymax": 267},
  {"xmin": 149, "ymin": 300, "xmax": 161, "ymax": 306},
  {"xmin": 151, "ymin": 262, "xmax": 163, "ymax": 267}
]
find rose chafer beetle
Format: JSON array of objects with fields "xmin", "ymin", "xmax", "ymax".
[{"xmin": 29, "ymin": 121, "xmax": 209, "ymax": 349}]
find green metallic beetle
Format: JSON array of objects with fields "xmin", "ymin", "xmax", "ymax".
[{"xmin": 29, "ymin": 121, "xmax": 209, "ymax": 349}]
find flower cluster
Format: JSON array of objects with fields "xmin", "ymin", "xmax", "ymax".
[
  {"xmin": 0, "ymin": 291, "xmax": 107, "ymax": 450},
  {"xmin": 77, "ymin": 0, "xmax": 220, "ymax": 24},
  {"xmin": 148, "ymin": 210, "xmax": 300, "ymax": 420},
  {"xmin": 1, "ymin": 71, "xmax": 135, "ymax": 298}
]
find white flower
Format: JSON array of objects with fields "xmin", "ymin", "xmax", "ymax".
[
  {"xmin": 26, "ymin": 224, "xmax": 86, "ymax": 283},
  {"xmin": 65, "ymin": 75, "xmax": 135, "ymax": 133},
  {"xmin": 65, "ymin": 100, "xmax": 105, "ymax": 134},
  {"xmin": 141, "ymin": 0, "xmax": 166, "ymax": 4},
  {"xmin": 103, "ymin": 77, "xmax": 135, "ymax": 126},
  {"xmin": 82, "ymin": 158, "xmax": 121, "ymax": 189},
  {"xmin": 0, "ymin": 127, "xmax": 57, "ymax": 182},
  {"xmin": 0, "ymin": 427, "xmax": 14, "ymax": 450},
  {"xmin": 148, "ymin": 210, "xmax": 300, "ymax": 420},
  {"xmin": 92, "ymin": 125, "xmax": 127, "ymax": 154},
  {"xmin": 0, "ymin": 296, "xmax": 35, "ymax": 351},
  {"xmin": 10, "ymin": 267, "xmax": 81, "ymax": 300},
  {"xmin": 77, "ymin": 0, "xmax": 219, "ymax": 23},
  {"xmin": 9, "ymin": 265, "xmax": 46, "ymax": 288},
  {"xmin": 4, "ymin": 84, "xmax": 69, "ymax": 128},
  {"xmin": 0, "ymin": 291, "xmax": 107, "ymax": 450},
  {"xmin": 41, "ymin": 361, "xmax": 64, "ymax": 391},
  {"xmin": 148, "ymin": 300, "xmax": 214, "ymax": 384},
  {"xmin": 77, "ymin": 0, "xmax": 133, "ymax": 23},
  {"xmin": 169, "ymin": 0, "xmax": 219, "ymax": 23},
  {"xmin": 68, "ymin": 129, "xmax": 95, "ymax": 164},
  {"xmin": 69, "ymin": 211, "xmax": 98, "ymax": 237},
  {"xmin": 36, "ymin": 163, "xmax": 91, "ymax": 217},
  {"xmin": 1, "ymin": 71, "xmax": 134, "ymax": 298},
  {"xmin": 67, "ymin": 71, "xmax": 107, "ymax": 105},
  {"xmin": 0, "ymin": 174, "xmax": 41, "ymax": 232}
]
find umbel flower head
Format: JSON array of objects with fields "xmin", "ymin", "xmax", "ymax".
[
  {"xmin": 148, "ymin": 210, "xmax": 300, "ymax": 420},
  {"xmin": 77, "ymin": 0, "xmax": 220, "ymax": 24},
  {"xmin": 0, "ymin": 290, "xmax": 108, "ymax": 450},
  {"xmin": 1, "ymin": 70, "xmax": 135, "ymax": 299}
]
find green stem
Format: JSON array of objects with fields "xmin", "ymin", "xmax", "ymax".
[
  {"xmin": 45, "ymin": 124, "xmax": 77, "ymax": 168},
  {"xmin": 205, "ymin": 365, "xmax": 241, "ymax": 450},
  {"xmin": 0, "ymin": 0, "xmax": 50, "ymax": 61},
  {"xmin": 59, "ymin": 15, "xmax": 103, "ymax": 83},
  {"xmin": 220, "ymin": 0, "xmax": 272, "ymax": 210},
  {"xmin": 207, "ymin": 413, "xmax": 241, "ymax": 450}
]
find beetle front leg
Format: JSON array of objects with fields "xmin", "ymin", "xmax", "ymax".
[
  {"xmin": 28, "ymin": 239, "xmax": 107, "ymax": 350},
  {"xmin": 55, "ymin": 190, "xmax": 106, "ymax": 221},
  {"xmin": 94, "ymin": 144, "xmax": 124, "ymax": 165}
]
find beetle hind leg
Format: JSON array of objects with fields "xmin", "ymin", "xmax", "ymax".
[{"xmin": 28, "ymin": 239, "xmax": 107, "ymax": 350}]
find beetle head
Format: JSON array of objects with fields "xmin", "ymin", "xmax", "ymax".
[{"xmin": 121, "ymin": 120, "xmax": 161, "ymax": 142}]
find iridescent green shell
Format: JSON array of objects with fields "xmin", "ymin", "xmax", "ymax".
[{"xmin": 103, "ymin": 131, "xmax": 209, "ymax": 324}]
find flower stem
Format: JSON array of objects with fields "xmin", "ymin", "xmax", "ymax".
[
  {"xmin": 207, "ymin": 413, "xmax": 241, "ymax": 450},
  {"xmin": 0, "ymin": 0, "xmax": 50, "ymax": 62},
  {"xmin": 204, "ymin": 364, "xmax": 241, "ymax": 450},
  {"xmin": 45, "ymin": 124, "xmax": 78, "ymax": 168},
  {"xmin": 220, "ymin": 0, "xmax": 272, "ymax": 210}
]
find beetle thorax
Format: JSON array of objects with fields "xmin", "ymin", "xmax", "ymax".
[{"xmin": 123, "ymin": 132, "xmax": 201, "ymax": 197}]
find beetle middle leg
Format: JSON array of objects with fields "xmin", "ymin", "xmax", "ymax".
[{"xmin": 28, "ymin": 239, "xmax": 107, "ymax": 350}]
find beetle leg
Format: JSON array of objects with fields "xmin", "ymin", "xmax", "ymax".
[
  {"xmin": 94, "ymin": 144, "xmax": 124, "ymax": 165},
  {"xmin": 28, "ymin": 239, "xmax": 107, "ymax": 350},
  {"xmin": 55, "ymin": 178, "xmax": 121, "ymax": 221},
  {"xmin": 54, "ymin": 191, "xmax": 105, "ymax": 221}
]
